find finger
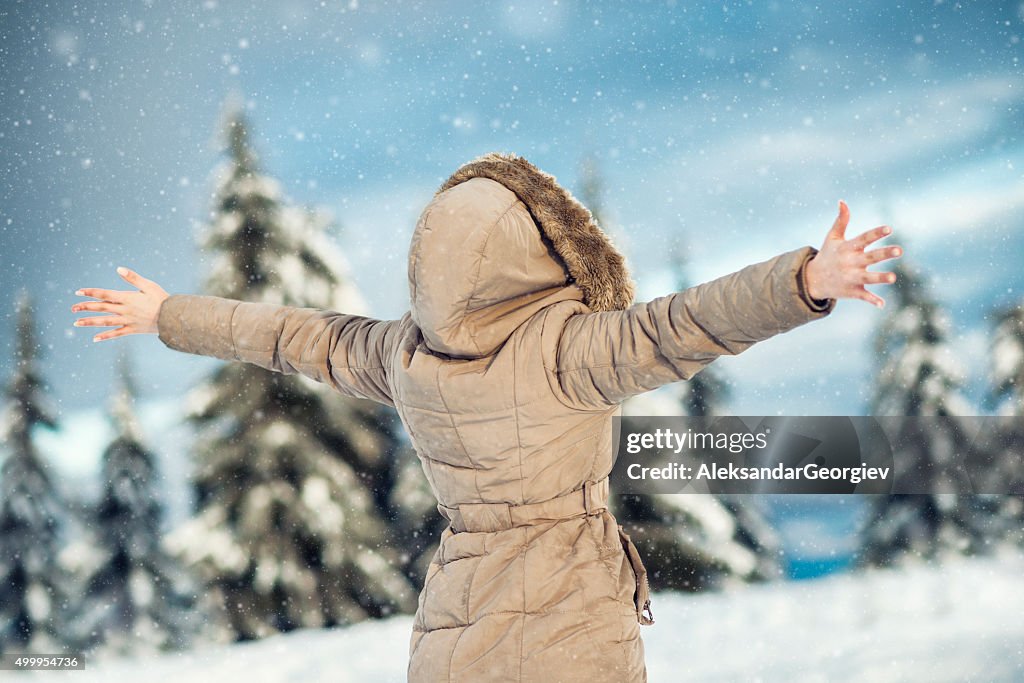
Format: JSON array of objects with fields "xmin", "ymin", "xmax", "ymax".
[
  {"xmin": 93, "ymin": 326, "xmax": 135, "ymax": 342},
  {"xmin": 851, "ymin": 285, "xmax": 885, "ymax": 309},
  {"xmin": 116, "ymin": 266, "xmax": 158, "ymax": 293},
  {"xmin": 828, "ymin": 200, "xmax": 851, "ymax": 240},
  {"xmin": 850, "ymin": 225, "xmax": 892, "ymax": 251},
  {"xmin": 860, "ymin": 270, "xmax": 898, "ymax": 286},
  {"xmin": 71, "ymin": 301, "xmax": 124, "ymax": 313},
  {"xmin": 75, "ymin": 315, "xmax": 128, "ymax": 328},
  {"xmin": 862, "ymin": 245, "xmax": 903, "ymax": 265},
  {"xmin": 74, "ymin": 287, "xmax": 127, "ymax": 303}
]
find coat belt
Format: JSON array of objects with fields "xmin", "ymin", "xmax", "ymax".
[
  {"xmin": 436, "ymin": 477, "xmax": 611, "ymax": 534},
  {"xmin": 435, "ymin": 476, "xmax": 655, "ymax": 626}
]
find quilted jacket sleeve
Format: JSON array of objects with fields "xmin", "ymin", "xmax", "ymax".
[
  {"xmin": 553, "ymin": 245, "xmax": 835, "ymax": 409},
  {"xmin": 156, "ymin": 293, "xmax": 398, "ymax": 406}
]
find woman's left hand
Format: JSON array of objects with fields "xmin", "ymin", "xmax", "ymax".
[{"xmin": 805, "ymin": 200, "xmax": 903, "ymax": 308}]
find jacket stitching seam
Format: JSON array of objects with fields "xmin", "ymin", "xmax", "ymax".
[
  {"xmin": 415, "ymin": 455, "xmax": 479, "ymax": 471},
  {"xmin": 379, "ymin": 317, "xmax": 404, "ymax": 404},
  {"xmin": 552, "ymin": 357, "xmax": 659, "ymax": 374},
  {"xmin": 298, "ymin": 360, "xmax": 385, "ymax": 372},
  {"xmin": 411, "ymin": 606, "xmax": 638, "ymax": 633},
  {"xmin": 409, "ymin": 206, "xmax": 433, "ymax": 309},
  {"xmin": 586, "ymin": 505, "xmax": 617, "ymax": 573},
  {"xmin": 512, "ymin": 345, "xmax": 525, "ymax": 505},
  {"xmin": 461, "ymin": 195, "xmax": 520, "ymax": 355},
  {"xmin": 434, "ymin": 360, "xmax": 485, "ymax": 505},
  {"xmin": 685, "ymin": 305, "xmax": 739, "ymax": 355},
  {"xmin": 595, "ymin": 535, "xmax": 637, "ymax": 610},
  {"xmin": 448, "ymin": 556, "xmax": 479, "ymax": 682},
  {"xmin": 512, "ymin": 346, "xmax": 528, "ymax": 678},
  {"xmin": 542, "ymin": 309, "xmax": 616, "ymax": 413},
  {"xmin": 435, "ymin": 542, "xmax": 619, "ymax": 566},
  {"xmin": 228, "ymin": 300, "xmax": 242, "ymax": 360},
  {"xmin": 519, "ymin": 538, "xmax": 526, "ymax": 679},
  {"xmin": 231, "ymin": 341, "xmax": 385, "ymax": 371}
]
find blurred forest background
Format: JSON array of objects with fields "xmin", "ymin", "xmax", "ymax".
[{"xmin": 1, "ymin": 0, "xmax": 1022, "ymax": 665}]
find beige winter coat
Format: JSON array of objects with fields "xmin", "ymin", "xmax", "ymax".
[{"xmin": 156, "ymin": 151, "xmax": 835, "ymax": 682}]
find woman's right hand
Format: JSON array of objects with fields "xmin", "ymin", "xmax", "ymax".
[
  {"xmin": 71, "ymin": 266, "xmax": 170, "ymax": 342},
  {"xmin": 803, "ymin": 200, "xmax": 902, "ymax": 308}
]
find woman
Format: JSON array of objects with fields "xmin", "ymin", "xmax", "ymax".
[{"xmin": 72, "ymin": 151, "xmax": 901, "ymax": 682}]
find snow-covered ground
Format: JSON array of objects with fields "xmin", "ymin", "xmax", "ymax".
[{"xmin": 11, "ymin": 553, "xmax": 1024, "ymax": 682}]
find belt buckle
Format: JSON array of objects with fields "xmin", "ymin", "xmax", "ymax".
[{"xmin": 583, "ymin": 480, "xmax": 594, "ymax": 515}]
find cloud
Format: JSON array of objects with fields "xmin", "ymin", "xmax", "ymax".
[
  {"xmin": 501, "ymin": 0, "xmax": 567, "ymax": 40},
  {"xmin": 887, "ymin": 166, "xmax": 1024, "ymax": 240},
  {"xmin": 606, "ymin": 73, "xmax": 1023, "ymax": 275},
  {"xmin": 650, "ymin": 75, "xmax": 1021, "ymax": 178}
]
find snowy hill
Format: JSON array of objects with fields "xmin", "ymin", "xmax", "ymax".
[{"xmin": 11, "ymin": 553, "xmax": 1024, "ymax": 682}]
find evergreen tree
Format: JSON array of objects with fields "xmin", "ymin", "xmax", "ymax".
[
  {"xmin": 982, "ymin": 303, "xmax": 1024, "ymax": 546},
  {"xmin": 670, "ymin": 239, "xmax": 782, "ymax": 584},
  {"xmin": 0, "ymin": 292, "xmax": 70, "ymax": 654},
  {"xmin": 167, "ymin": 104, "xmax": 418, "ymax": 641},
  {"xmin": 859, "ymin": 257, "xmax": 1001, "ymax": 566},
  {"xmin": 577, "ymin": 156, "xmax": 783, "ymax": 590},
  {"xmin": 614, "ymin": 236, "xmax": 784, "ymax": 590},
  {"xmin": 65, "ymin": 349, "xmax": 206, "ymax": 657}
]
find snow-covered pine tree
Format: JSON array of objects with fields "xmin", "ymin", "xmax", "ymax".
[
  {"xmin": 64, "ymin": 349, "xmax": 206, "ymax": 658},
  {"xmin": 0, "ymin": 291, "xmax": 70, "ymax": 655},
  {"xmin": 859, "ymin": 257, "xmax": 1001, "ymax": 567},
  {"xmin": 577, "ymin": 156, "xmax": 783, "ymax": 590},
  {"xmin": 669, "ymin": 239, "xmax": 786, "ymax": 583},
  {"xmin": 983, "ymin": 303, "xmax": 1024, "ymax": 546},
  {"xmin": 167, "ymin": 105, "xmax": 418, "ymax": 641}
]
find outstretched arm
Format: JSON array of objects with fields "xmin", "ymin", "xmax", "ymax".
[
  {"xmin": 71, "ymin": 267, "xmax": 399, "ymax": 406},
  {"xmin": 552, "ymin": 201, "xmax": 902, "ymax": 409}
]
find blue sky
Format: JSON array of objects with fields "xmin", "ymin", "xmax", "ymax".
[{"xmin": 2, "ymin": 0, "xmax": 1022, "ymax": 420}]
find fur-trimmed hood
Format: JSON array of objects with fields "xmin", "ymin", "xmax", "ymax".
[
  {"xmin": 435, "ymin": 152, "xmax": 635, "ymax": 311},
  {"xmin": 407, "ymin": 151, "xmax": 635, "ymax": 358}
]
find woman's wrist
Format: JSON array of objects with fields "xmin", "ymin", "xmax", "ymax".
[
  {"xmin": 803, "ymin": 253, "xmax": 828, "ymax": 302},
  {"xmin": 797, "ymin": 250, "xmax": 833, "ymax": 312}
]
